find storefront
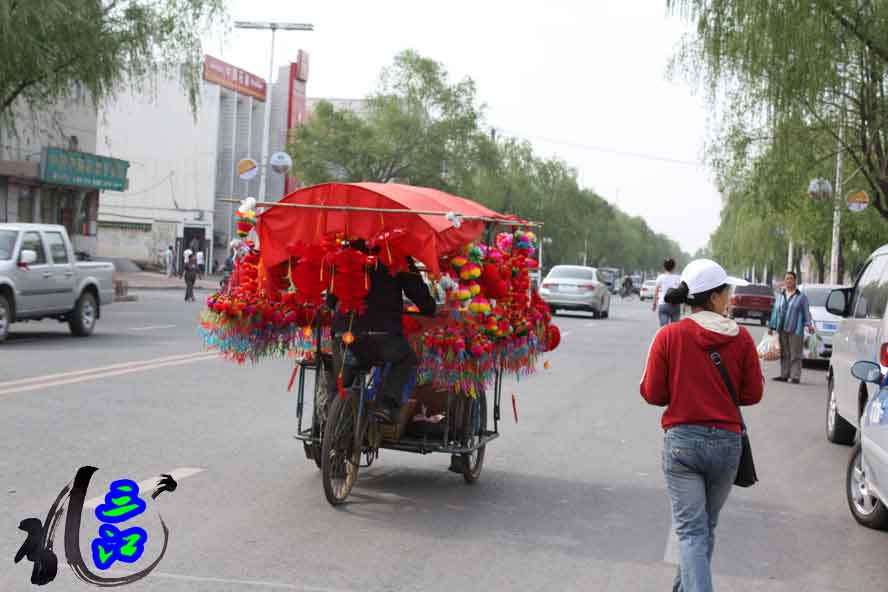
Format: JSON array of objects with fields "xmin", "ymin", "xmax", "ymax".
[{"xmin": 0, "ymin": 147, "xmax": 128, "ymax": 257}]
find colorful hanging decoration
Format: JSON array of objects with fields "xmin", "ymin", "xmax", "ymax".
[{"xmin": 235, "ymin": 197, "xmax": 257, "ymax": 238}]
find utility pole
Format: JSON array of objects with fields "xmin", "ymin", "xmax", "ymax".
[{"xmin": 829, "ymin": 127, "xmax": 844, "ymax": 284}]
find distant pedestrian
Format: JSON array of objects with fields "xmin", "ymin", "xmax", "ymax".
[
  {"xmin": 641, "ymin": 259, "xmax": 764, "ymax": 592},
  {"xmin": 196, "ymin": 250, "xmax": 205, "ymax": 278},
  {"xmin": 189, "ymin": 237, "xmax": 199, "ymax": 254},
  {"xmin": 653, "ymin": 258, "xmax": 682, "ymax": 326},
  {"xmin": 165, "ymin": 245, "xmax": 175, "ymax": 277},
  {"xmin": 184, "ymin": 255, "xmax": 198, "ymax": 302},
  {"xmin": 768, "ymin": 271, "xmax": 815, "ymax": 384}
]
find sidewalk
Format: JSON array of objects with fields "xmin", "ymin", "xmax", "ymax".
[{"xmin": 116, "ymin": 271, "xmax": 220, "ymax": 292}]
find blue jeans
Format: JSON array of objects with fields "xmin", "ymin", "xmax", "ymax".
[
  {"xmin": 663, "ymin": 425, "xmax": 742, "ymax": 592},
  {"xmin": 658, "ymin": 303, "xmax": 681, "ymax": 326}
]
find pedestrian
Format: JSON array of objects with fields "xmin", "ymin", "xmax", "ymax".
[
  {"xmin": 184, "ymin": 255, "xmax": 198, "ymax": 302},
  {"xmin": 653, "ymin": 258, "xmax": 682, "ymax": 326},
  {"xmin": 641, "ymin": 259, "xmax": 763, "ymax": 592},
  {"xmin": 768, "ymin": 271, "xmax": 815, "ymax": 384},
  {"xmin": 182, "ymin": 248, "xmax": 192, "ymax": 277},
  {"xmin": 196, "ymin": 250, "xmax": 205, "ymax": 278},
  {"xmin": 165, "ymin": 245, "xmax": 175, "ymax": 277},
  {"xmin": 189, "ymin": 236, "xmax": 199, "ymax": 254}
]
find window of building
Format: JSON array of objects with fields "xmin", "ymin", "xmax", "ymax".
[
  {"xmin": 45, "ymin": 232, "xmax": 69, "ymax": 264},
  {"xmin": 21, "ymin": 231, "xmax": 47, "ymax": 264}
]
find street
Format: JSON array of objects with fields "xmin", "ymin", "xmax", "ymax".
[{"xmin": 2, "ymin": 293, "xmax": 887, "ymax": 592}]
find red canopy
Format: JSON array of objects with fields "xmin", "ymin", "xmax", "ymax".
[{"xmin": 257, "ymin": 182, "xmax": 514, "ymax": 274}]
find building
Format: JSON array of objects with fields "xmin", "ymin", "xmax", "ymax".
[
  {"xmin": 0, "ymin": 91, "xmax": 129, "ymax": 257},
  {"xmin": 96, "ymin": 52, "xmax": 310, "ymax": 270}
]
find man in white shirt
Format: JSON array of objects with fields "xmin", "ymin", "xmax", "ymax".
[{"xmin": 652, "ymin": 258, "xmax": 682, "ymax": 326}]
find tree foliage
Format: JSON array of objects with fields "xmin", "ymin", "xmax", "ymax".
[
  {"xmin": 290, "ymin": 50, "xmax": 687, "ymax": 272},
  {"xmin": 0, "ymin": 0, "xmax": 225, "ymax": 127}
]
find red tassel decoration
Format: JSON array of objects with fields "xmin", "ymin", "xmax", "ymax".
[
  {"xmin": 287, "ymin": 364, "xmax": 300, "ymax": 392},
  {"xmin": 338, "ymin": 373, "xmax": 347, "ymax": 400}
]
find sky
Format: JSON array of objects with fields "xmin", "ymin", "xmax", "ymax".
[{"xmin": 211, "ymin": 0, "xmax": 722, "ymax": 254}]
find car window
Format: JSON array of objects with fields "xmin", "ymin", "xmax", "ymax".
[
  {"xmin": 45, "ymin": 232, "xmax": 69, "ymax": 264},
  {"xmin": 852, "ymin": 256, "xmax": 888, "ymax": 319},
  {"xmin": 0, "ymin": 230, "xmax": 17, "ymax": 260},
  {"xmin": 802, "ymin": 288, "xmax": 830, "ymax": 308},
  {"xmin": 735, "ymin": 285, "xmax": 772, "ymax": 296},
  {"xmin": 548, "ymin": 267, "xmax": 597, "ymax": 281},
  {"xmin": 21, "ymin": 231, "xmax": 47, "ymax": 264}
]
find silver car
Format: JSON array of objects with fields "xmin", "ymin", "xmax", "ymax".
[
  {"xmin": 846, "ymin": 361, "xmax": 888, "ymax": 530},
  {"xmin": 539, "ymin": 265, "xmax": 611, "ymax": 318},
  {"xmin": 799, "ymin": 283, "xmax": 844, "ymax": 361}
]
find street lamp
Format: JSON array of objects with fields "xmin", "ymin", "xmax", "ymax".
[{"xmin": 234, "ymin": 20, "xmax": 314, "ymax": 202}]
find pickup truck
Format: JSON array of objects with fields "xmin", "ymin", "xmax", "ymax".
[{"xmin": 0, "ymin": 223, "xmax": 114, "ymax": 342}]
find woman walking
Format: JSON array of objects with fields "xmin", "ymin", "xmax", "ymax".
[
  {"xmin": 641, "ymin": 259, "xmax": 764, "ymax": 592},
  {"xmin": 653, "ymin": 258, "xmax": 682, "ymax": 326}
]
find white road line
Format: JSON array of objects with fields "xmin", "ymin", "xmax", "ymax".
[
  {"xmin": 0, "ymin": 352, "xmax": 217, "ymax": 396},
  {"xmin": 561, "ymin": 331, "xmax": 571, "ymax": 338},
  {"xmin": 84, "ymin": 467, "xmax": 206, "ymax": 510},
  {"xmin": 584, "ymin": 322, "xmax": 596, "ymax": 327},
  {"xmin": 130, "ymin": 324, "xmax": 177, "ymax": 331},
  {"xmin": 129, "ymin": 571, "xmax": 357, "ymax": 592},
  {"xmin": 663, "ymin": 525, "xmax": 679, "ymax": 565}
]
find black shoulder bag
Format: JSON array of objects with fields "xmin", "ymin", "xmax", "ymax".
[{"xmin": 709, "ymin": 351, "xmax": 758, "ymax": 487}]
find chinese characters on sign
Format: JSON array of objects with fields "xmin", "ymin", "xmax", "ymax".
[
  {"xmin": 40, "ymin": 147, "xmax": 130, "ymax": 191},
  {"xmin": 203, "ymin": 55, "xmax": 267, "ymax": 101},
  {"xmin": 13, "ymin": 466, "xmax": 178, "ymax": 587}
]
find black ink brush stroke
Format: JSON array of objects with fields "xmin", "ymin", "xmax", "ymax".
[
  {"xmin": 151, "ymin": 474, "xmax": 177, "ymax": 499},
  {"xmin": 64, "ymin": 466, "xmax": 171, "ymax": 587},
  {"xmin": 13, "ymin": 480, "xmax": 72, "ymax": 585}
]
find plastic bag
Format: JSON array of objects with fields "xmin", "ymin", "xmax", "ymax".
[{"xmin": 757, "ymin": 334, "xmax": 781, "ymax": 361}]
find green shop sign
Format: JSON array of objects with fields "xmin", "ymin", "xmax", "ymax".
[{"xmin": 40, "ymin": 147, "xmax": 129, "ymax": 191}]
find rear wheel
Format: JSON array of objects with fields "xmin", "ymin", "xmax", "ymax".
[
  {"xmin": 760, "ymin": 317, "xmax": 767, "ymax": 326},
  {"xmin": 69, "ymin": 291, "xmax": 97, "ymax": 337},
  {"xmin": 0, "ymin": 293, "xmax": 10, "ymax": 343},
  {"xmin": 461, "ymin": 392, "xmax": 488, "ymax": 484},
  {"xmin": 847, "ymin": 443, "xmax": 888, "ymax": 530},
  {"xmin": 826, "ymin": 375, "xmax": 856, "ymax": 445},
  {"xmin": 321, "ymin": 394, "xmax": 364, "ymax": 506}
]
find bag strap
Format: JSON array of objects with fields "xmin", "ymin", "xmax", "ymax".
[{"xmin": 708, "ymin": 351, "xmax": 746, "ymax": 431}]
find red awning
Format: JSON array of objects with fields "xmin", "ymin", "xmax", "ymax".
[{"xmin": 257, "ymin": 182, "xmax": 515, "ymax": 274}]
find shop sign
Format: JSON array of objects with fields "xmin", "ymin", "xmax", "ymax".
[
  {"xmin": 847, "ymin": 190, "xmax": 870, "ymax": 213},
  {"xmin": 40, "ymin": 147, "xmax": 129, "ymax": 191},
  {"xmin": 203, "ymin": 55, "xmax": 267, "ymax": 102}
]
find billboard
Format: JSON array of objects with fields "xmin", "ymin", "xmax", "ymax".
[
  {"xmin": 203, "ymin": 55, "xmax": 267, "ymax": 102},
  {"xmin": 285, "ymin": 50, "xmax": 310, "ymax": 193}
]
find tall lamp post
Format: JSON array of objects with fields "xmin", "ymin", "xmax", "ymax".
[{"xmin": 234, "ymin": 20, "xmax": 314, "ymax": 202}]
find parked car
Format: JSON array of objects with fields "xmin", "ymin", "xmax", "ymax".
[
  {"xmin": 799, "ymin": 283, "xmax": 844, "ymax": 361},
  {"xmin": 598, "ymin": 267, "xmax": 620, "ymax": 294},
  {"xmin": 729, "ymin": 284, "xmax": 775, "ymax": 325},
  {"xmin": 825, "ymin": 244, "xmax": 888, "ymax": 446},
  {"xmin": 639, "ymin": 280, "xmax": 657, "ymax": 301},
  {"xmin": 0, "ymin": 223, "xmax": 114, "ymax": 342},
  {"xmin": 629, "ymin": 275, "xmax": 642, "ymax": 294},
  {"xmin": 845, "ymin": 361, "xmax": 888, "ymax": 530},
  {"xmin": 539, "ymin": 265, "xmax": 611, "ymax": 318}
]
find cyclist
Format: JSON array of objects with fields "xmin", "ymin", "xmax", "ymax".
[{"xmin": 324, "ymin": 242, "xmax": 437, "ymax": 424}]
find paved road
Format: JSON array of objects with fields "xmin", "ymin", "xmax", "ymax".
[{"xmin": 1, "ymin": 293, "xmax": 886, "ymax": 591}]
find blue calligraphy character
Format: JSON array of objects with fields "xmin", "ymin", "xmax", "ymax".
[
  {"xmin": 91, "ymin": 524, "xmax": 148, "ymax": 570},
  {"xmin": 94, "ymin": 479, "xmax": 146, "ymax": 524}
]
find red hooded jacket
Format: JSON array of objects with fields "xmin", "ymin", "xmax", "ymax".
[{"xmin": 640, "ymin": 312, "xmax": 764, "ymax": 433}]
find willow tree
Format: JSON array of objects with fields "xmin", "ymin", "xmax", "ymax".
[
  {"xmin": 668, "ymin": 0, "xmax": 888, "ymax": 219},
  {"xmin": 0, "ymin": 0, "xmax": 225, "ymax": 128}
]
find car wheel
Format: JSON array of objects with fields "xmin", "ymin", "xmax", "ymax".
[
  {"xmin": 846, "ymin": 443, "xmax": 888, "ymax": 530},
  {"xmin": 0, "ymin": 293, "xmax": 10, "ymax": 343},
  {"xmin": 760, "ymin": 317, "xmax": 767, "ymax": 326},
  {"xmin": 69, "ymin": 291, "xmax": 97, "ymax": 337},
  {"xmin": 827, "ymin": 374, "xmax": 856, "ymax": 445},
  {"xmin": 549, "ymin": 306, "xmax": 558, "ymax": 316}
]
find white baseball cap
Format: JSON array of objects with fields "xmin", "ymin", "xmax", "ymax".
[{"xmin": 681, "ymin": 259, "xmax": 748, "ymax": 295}]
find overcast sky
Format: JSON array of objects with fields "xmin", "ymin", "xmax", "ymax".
[{"xmin": 211, "ymin": 0, "xmax": 721, "ymax": 254}]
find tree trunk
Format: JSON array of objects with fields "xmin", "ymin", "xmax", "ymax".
[{"xmin": 813, "ymin": 250, "xmax": 826, "ymax": 284}]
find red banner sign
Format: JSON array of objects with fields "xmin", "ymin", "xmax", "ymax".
[{"xmin": 203, "ymin": 55, "xmax": 267, "ymax": 102}]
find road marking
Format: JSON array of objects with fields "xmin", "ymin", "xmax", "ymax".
[
  {"xmin": 84, "ymin": 467, "xmax": 206, "ymax": 509},
  {"xmin": 0, "ymin": 352, "xmax": 217, "ymax": 396},
  {"xmin": 130, "ymin": 324, "xmax": 177, "ymax": 331},
  {"xmin": 561, "ymin": 331, "xmax": 571, "ymax": 338},
  {"xmin": 584, "ymin": 322, "xmax": 596, "ymax": 327},
  {"xmin": 110, "ymin": 571, "xmax": 358, "ymax": 591}
]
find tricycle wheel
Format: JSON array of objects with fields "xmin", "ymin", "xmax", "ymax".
[
  {"xmin": 308, "ymin": 415, "xmax": 323, "ymax": 470},
  {"xmin": 461, "ymin": 391, "xmax": 487, "ymax": 484},
  {"xmin": 321, "ymin": 394, "xmax": 363, "ymax": 505}
]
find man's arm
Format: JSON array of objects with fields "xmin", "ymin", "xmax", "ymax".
[{"xmin": 399, "ymin": 271, "xmax": 436, "ymax": 316}]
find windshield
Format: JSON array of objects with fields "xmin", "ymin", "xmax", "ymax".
[
  {"xmin": 0, "ymin": 230, "xmax": 17, "ymax": 260},
  {"xmin": 548, "ymin": 267, "xmax": 597, "ymax": 281},
  {"xmin": 803, "ymin": 287, "xmax": 831, "ymax": 307},
  {"xmin": 735, "ymin": 285, "xmax": 772, "ymax": 296}
]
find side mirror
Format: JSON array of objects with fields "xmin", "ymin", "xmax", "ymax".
[
  {"xmin": 826, "ymin": 288, "xmax": 851, "ymax": 317},
  {"xmin": 851, "ymin": 360, "xmax": 882, "ymax": 384},
  {"xmin": 19, "ymin": 249, "xmax": 37, "ymax": 267}
]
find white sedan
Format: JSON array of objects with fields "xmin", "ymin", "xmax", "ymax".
[{"xmin": 639, "ymin": 280, "xmax": 657, "ymax": 301}]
